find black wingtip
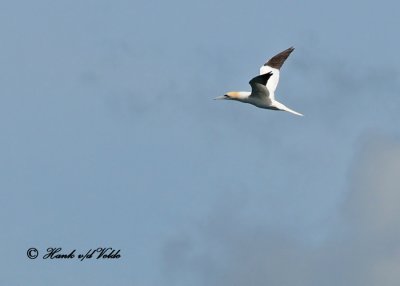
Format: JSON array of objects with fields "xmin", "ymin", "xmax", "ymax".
[
  {"xmin": 263, "ymin": 46, "xmax": 295, "ymax": 69},
  {"xmin": 249, "ymin": 71, "xmax": 274, "ymax": 86}
]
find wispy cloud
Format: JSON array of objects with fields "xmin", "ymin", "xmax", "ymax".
[{"xmin": 162, "ymin": 134, "xmax": 400, "ymax": 286}]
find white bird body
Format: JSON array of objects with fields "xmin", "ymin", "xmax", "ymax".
[{"xmin": 215, "ymin": 47, "xmax": 303, "ymax": 116}]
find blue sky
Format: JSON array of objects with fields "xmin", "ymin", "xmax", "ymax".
[{"xmin": 1, "ymin": 0, "xmax": 400, "ymax": 285}]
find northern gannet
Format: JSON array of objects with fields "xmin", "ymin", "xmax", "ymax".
[{"xmin": 215, "ymin": 47, "xmax": 303, "ymax": 116}]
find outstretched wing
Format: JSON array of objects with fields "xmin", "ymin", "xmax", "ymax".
[
  {"xmin": 263, "ymin": 47, "xmax": 294, "ymax": 69},
  {"xmin": 259, "ymin": 47, "xmax": 294, "ymax": 99},
  {"xmin": 249, "ymin": 72, "xmax": 273, "ymax": 100}
]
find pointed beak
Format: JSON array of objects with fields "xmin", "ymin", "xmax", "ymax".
[{"xmin": 214, "ymin": 95, "xmax": 228, "ymax": 100}]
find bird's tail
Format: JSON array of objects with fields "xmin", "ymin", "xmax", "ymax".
[{"xmin": 274, "ymin": 101, "xmax": 303, "ymax": 116}]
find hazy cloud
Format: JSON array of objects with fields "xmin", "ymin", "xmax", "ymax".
[{"xmin": 162, "ymin": 134, "xmax": 400, "ymax": 286}]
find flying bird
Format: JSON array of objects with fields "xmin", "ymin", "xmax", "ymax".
[{"xmin": 215, "ymin": 47, "xmax": 303, "ymax": 116}]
